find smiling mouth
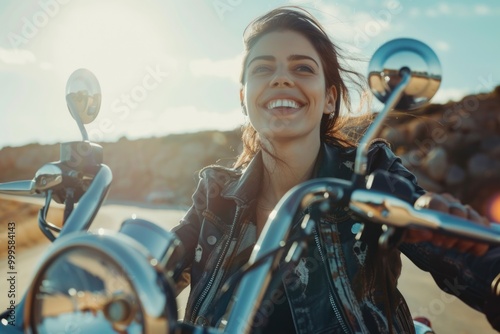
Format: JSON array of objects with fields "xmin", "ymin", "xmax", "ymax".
[{"xmin": 266, "ymin": 99, "xmax": 303, "ymax": 110}]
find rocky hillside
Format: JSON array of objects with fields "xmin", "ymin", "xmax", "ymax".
[
  {"xmin": 1, "ymin": 86, "xmax": 500, "ymax": 220},
  {"xmin": 382, "ymin": 86, "xmax": 500, "ymax": 220}
]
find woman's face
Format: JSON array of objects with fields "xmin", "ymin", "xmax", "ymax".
[{"xmin": 241, "ymin": 30, "xmax": 336, "ymax": 143}]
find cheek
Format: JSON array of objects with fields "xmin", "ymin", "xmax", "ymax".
[{"xmin": 243, "ymin": 82, "xmax": 261, "ymax": 108}]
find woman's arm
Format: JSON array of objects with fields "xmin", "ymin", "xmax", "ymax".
[{"xmin": 369, "ymin": 142, "xmax": 500, "ymax": 329}]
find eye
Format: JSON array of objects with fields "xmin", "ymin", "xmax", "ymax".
[
  {"xmin": 252, "ymin": 64, "xmax": 273, "ymax": 74},
  {"xmin": 295, "ymin": 65, "xmax": 314, "ymax": 73}
]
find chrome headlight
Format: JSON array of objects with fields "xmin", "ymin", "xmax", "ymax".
[{"xmin": 24, "ymin": 219, "xmax": 181, "ymax": 334}]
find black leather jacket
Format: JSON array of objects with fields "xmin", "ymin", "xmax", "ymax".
[{"xmin": 173, "ymin": 142, "xmax": 500, "ymax": 333}]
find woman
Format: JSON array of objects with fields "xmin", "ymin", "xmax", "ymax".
[{"xmin": 173, "ymin": 6, "xmax": 500, "ymax": 333}]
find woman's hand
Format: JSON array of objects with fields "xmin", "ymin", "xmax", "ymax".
[{"xmin": 404, "ymin": 192, "xmax": 490, "ymax": 256}]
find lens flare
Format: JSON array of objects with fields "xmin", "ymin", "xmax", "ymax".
[{"xmin": 487, "ymin": 193, "xmax": 500, "ymax": 223}]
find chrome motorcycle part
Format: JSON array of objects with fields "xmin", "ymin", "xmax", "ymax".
[
  {"xmin": 24, "ymin": 230, "xmax": 177, "ymax": 334},
  {"xmin": 65, "ymin": 68, "xmax": 102, "ymax": 140},
  {"xmin": 60, "ymin": 141, "xmax": 104, "ymax": 172},
  {"xmin": 349, "ymin": 189, "xmax": 500, "ymax": 244},
  {"xmin": 368, "ymin": 37, "xmax": 442, "ymax": 110},
  {"xmin": 34, "ymin": 163, "xmax": 63, "ymax": 191},
  {"xmin": 355, "ymin": 38, "xmax": 441, "ymax": 176},
  {"xmin": 221, "ymin": 178, "xmax": 352, "ymax": 333},
  {"xmin": 119, "ymin": 218, "xmax": 184, "ymax": 273},
  {"xmin": 57, "ymin": 164, "xmax": 112, "ymax": 237}
]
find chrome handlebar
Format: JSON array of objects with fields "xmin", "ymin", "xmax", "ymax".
[
  {"xmin": 222, "ymin": 178, "xmax": 350, "ymax": 333},
  {"xmin": 350, "ymin": 189, "xmax": 500, "ymax": 244},
  {"xmin": 57, "ymin": 164, "xmax": 112, "ymax": 237},
  {"xmin": 222, "ymin": 177, "xmax": 500, "ymax": 334}
]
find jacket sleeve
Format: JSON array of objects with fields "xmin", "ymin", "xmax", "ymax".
[
  {"xmin": 368, "ymin": 141, "xmax": 500, "ymax": 330},
  {"xmin": 399, "ymin": 243, "xmax": 500, "ymax": 330},
  {"xmin": 366, "ymin": 140, "xmax": 426, "ymax": 201},
  {"xmin": 171, "ymin": 171, "xmax": 207, "ymax": 293},
  {"xmin": 371, "ymin": 144, "xmax": 500, "ymax": 330}
]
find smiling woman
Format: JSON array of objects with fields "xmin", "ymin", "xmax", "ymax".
[
  {"xmin": 169, "ymin": 6, "xmax": 500, "ymax": 334},
  {"xmin": 241, "ymin": 30, "xmax": 335, "ymax": 145}
]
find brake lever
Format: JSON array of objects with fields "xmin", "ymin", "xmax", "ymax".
[{"xmin": 0, "ymin": 180, "xmax": 36, "ymax": 195}]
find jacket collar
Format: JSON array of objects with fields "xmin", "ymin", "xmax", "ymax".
[
  {"xmin": 221, "ymin": 150, "xmax": 264, "ymax": 206},
  {"xmin": 221, "ymin": 143, "xmax": 352, "ymax": 205}
]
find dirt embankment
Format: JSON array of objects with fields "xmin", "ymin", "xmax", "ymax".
[{"xmin": 0, "ymin": 197, "xmax": 63, "ymax": 258}]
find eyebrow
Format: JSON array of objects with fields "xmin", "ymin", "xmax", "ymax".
[{"xmin": 247, "ymin": 54, "xmax": 319, "ymax": 67}]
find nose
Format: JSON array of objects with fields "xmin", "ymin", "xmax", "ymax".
[{"xmin": 270, "ymin": 68, "xmax": 294, "ymax": 87}]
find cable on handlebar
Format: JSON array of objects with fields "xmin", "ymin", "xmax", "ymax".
[
  {"xmin": 38, "ymin": 190, "xmax": 61, "ymax": 241},
  {"xmin": 63, "ymin": 188, "xmax": 75, "ymax": 223}
]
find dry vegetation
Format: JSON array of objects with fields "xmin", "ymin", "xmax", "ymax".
[{"xmin": 0, "ymin": 197, "xmax": 63, "ymax": 258}]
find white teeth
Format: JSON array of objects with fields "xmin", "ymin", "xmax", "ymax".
[{"xmin": 266, "ymin": 99, "xmax": 300, "ymax": 109}]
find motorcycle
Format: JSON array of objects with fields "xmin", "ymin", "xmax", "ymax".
[{"xmin": 1, "ymin": 38, "xmax": 500, "ymax": 334}]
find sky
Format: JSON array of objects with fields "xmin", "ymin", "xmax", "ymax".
[{"xmin": 0, "ymin": 0, "xmax": 499, "ymax": 149}]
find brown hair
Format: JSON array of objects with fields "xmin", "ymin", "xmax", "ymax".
[{"xmin": 234, "ymin": 6, "xmax": 370, "ymax": 168}]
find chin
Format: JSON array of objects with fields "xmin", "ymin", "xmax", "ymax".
[{"xmin": 260, "ymin": 129, "xmax": 315, "ymax": 143}]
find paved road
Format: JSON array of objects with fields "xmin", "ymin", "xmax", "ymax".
[{"xmin": 1, "ymin": 200, "xmax": 496, "ymax": 333}]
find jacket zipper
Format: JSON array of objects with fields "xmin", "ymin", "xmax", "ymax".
[
  {"xmin": 190, "ymin": 206, "xmax": 242, "ymax": 323},
  {"xmin": 313, "ymin": 226, "xmax": 351, "ymax": 334}
]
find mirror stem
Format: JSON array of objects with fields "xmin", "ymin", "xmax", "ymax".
[
  {"xmin": 77, "ymin": 121, "xmax": 89, "ymax": 141},
  {"xmin": 354, "ymin": 69, "xmax": 411, "ymax": 176}
]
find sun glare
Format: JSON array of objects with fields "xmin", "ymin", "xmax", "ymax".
[
  {"xmin": 20, "ymin": 0, "xmax": 188, "ymax": 143},
  {"xmin": 35, "ymin": 0, "xmax": 177, "ymax": 96},
  {"xmin": 487, "ymin": 194, "xmax": 500, "ymax": 223}
]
